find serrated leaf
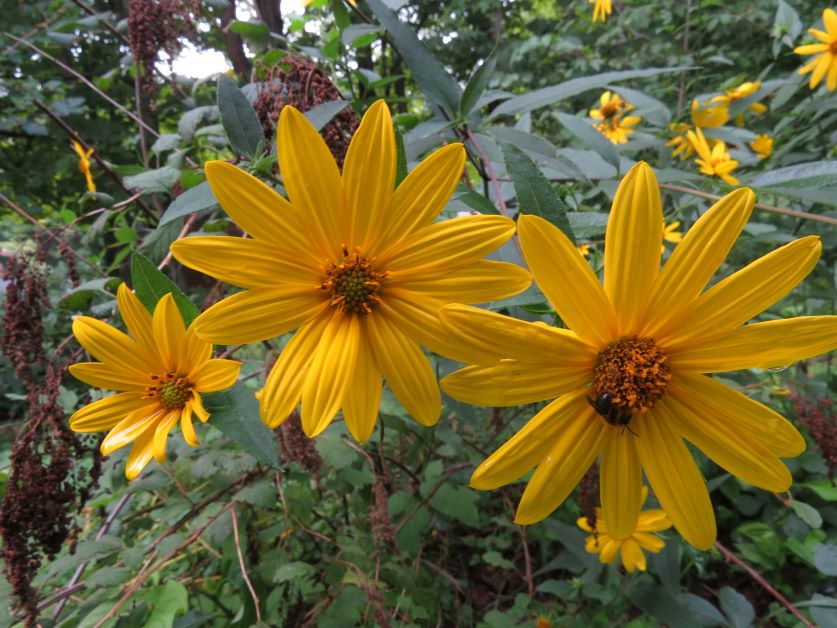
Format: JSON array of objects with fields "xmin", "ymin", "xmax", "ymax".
[
  {"xmin": 130, "ymin": 251, "xmax": 200, "ymax": 326},
  {"xmin": 554, "ymin": 111, "xmax": 620, "ymax": 169},
  {"xmin": 144, "ymin": 581, "xmax": 188, "ymax": 628},
  {"xmin": 158, "ymin": 181, "xmax": 220, "ymax": 227},
  {"xmin": 461, "ymin": 49, "xmax": 498, "ymax": 116},
  {"xmin": 217, "ymin": 74, "xmax": 264, "ymax": 156},
  {"xmin": 202, "ymin": 382, "xmax": 280, "ymax": 469},
  {"xmin": 501, "ymin": 142, "xmax": 576, "ymax": 244},
  {"xmin": 718, "ymin": 587, "xmax": 755, "ymax": 628},
  {"xmin": 429, "ymin": 484, "xmax": 479, "ymax": 527}
]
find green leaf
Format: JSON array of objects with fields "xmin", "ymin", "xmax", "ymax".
[
  {"xmin": 273, "ymin": 561, "xmax": 316, "ymax": 583},
  {"xmin": 202, "ymin": 382, "xmax": 280, "ymax": 469},
  {"xmin": 58, "ymin": 277, "xmax": 119, "ymax": 311},
  {"xmin": 567, "ymin": 212, "xmax": 609, "ymax": 239},
  {"xmin": 718, "ymin": 586, "xmax": 755, "ymax": 628},
  {"xmin": 124, "ymin": 166, "xmax": 181, "ymax": 195},
  {"xmin": 304, "ymin": 100, "xmax": 350, "ymax": 131},
  {"xmin": 366, "ymin": 0, "xmax": 462, "ymax": 113},
  {"xmin": 144, "ymin": 581, "xmax": 188, "ymax": 628},
  {"xmin": 799, "ymin": 479, "xmax": 837, "ymax": 501},
  {"xmin": 553, "ymin": 111, "xmax": 620, "ymax": 170},
  {"xmin": 813, "ymin": 543, "xmax": 837, "ymax": 576},
  {"xmin": 790, "ymin": 500, "xmax": 823, "ymax": 529},
  {"xmin": 748, "ymin": 161, "xmax": 837, "ymax": 188},
  {"xmin": 158, "ymin": 181, "xmax": 220, "ymax": 227},
  {"xmin": 454, "ymin": 188, "xmax": 500, "ymax": 215},
  {"xmin": 460, "ymin": 48, "xmax": 498, "ymax": 117},
  {"xmin": 395, "ymin": 127, "xmax": 408, "ymax": 188},
  {"xmin": 482, "ymin": 550, "xmax": 514, "ymax": 569},
  {"xmin": 217, "ymin": 73, "xmax": 265, "ymax": 157},
  {"xmin": 489, "ymin": 67, "xmax": 691, "ymax": 119},
  {"xmin": 139, "ymin": 218, "xmax": 184, "ymax": 265},
  {"xmin": 501, "ymin": 142, "xmax": 576, "ymax": 244},
  {"xmin": 130, "ymin": 251, "xmax": 200, "ymax": 326},
  {"xmin": 341, "ymin": 24, "xmax": 381, "ymax": 47},
  {"xmin": 429, "ymin": 484, "xmax": 479, "ymax": 527}
]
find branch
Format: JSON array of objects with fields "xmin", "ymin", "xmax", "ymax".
[{"xmin": 231, "ymin": 505, "xmax": 261, "ymax": 622}]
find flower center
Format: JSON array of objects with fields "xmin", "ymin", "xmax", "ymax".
[
  {"xmin": 320, "ymin": 246, "xmax": 387, "ymax": 315},
  {"xmin": 146, "ymin": 373, "xmax": 192, "ymax": 410},
  {"xmin": 601, "ymin": 103, "xmax": 620, "ymax": 119},
  {"xmin": 593, "ymin": 336, "xmax": 671, "ymax": 416},
  {"xmin": 830, "ymin": 40, "xmax": 837, "ymax": 55}
]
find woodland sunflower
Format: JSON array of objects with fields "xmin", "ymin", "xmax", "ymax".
[
  {"xmin": 690, "ymin": 98, "xmax": 729, "ymax": 129},
  {"xmin": 590, "ymin": 0, "xmax": 612, "ymax": 23},
  {"xmin": 171, "ymin": 100, "xmax": 528, "ymax": 443},
  {"xmin": 687, "ymin": 127, "xmax": 739, "ymax": 186},
  {"xmin": 71, "ymin": 140, "xmax": 96, "ymax": 193},
  {"xmin": 794, "ymin": 8, "xmax": 837, "ymax": 91},
  {"xmin": 577, "ymin": 487, "xmax": 672, "ymax": 572},
  {"xmin": 589, "ymin": 91, "xmax": 640, "ymax": 144},
  {"xmin": 439, "ymin": 162, "xmax": 836, "ymax": 549},
  {"xmin": 750, "ymin": 134, "xmax": 774, "ymax": 159},
  {"xmin": 69, "ymin": 286, "xmax": 241, "ymax": 479}
]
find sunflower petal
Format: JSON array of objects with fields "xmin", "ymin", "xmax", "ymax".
[
  {"xmin": 182, "ymin": 325, "xmax": 211, "ymax": 370},
  {"xmin": 152, "ymin": 294, "xmax": 187, "ymax": 373},
  {"xmin": 600, "ymin": 429, "xmax": 642, "ymax": 540},
  {"xmin": 125, "ymin": 425, "xmax": 156, "ymax": 480},
  {"xmin": 101, "ymin": 406, "xmax": 165, "ymax": 455},
  {"xmin": 180, "ymin": 405, "xmax": 199, "ymax": 447},
  {"xmin": 392, "ymin": 260, "xmax": 531, "ymax": 304},
  {"xmin": 190, "ymin": 359, "xmax": 241, "ymax": 392},
  {"xmin": 153, "ymin": 410, "xmax": 180, "ymax": 463},
  {"xmin": 69, "ymin": 362, "xmax": 148, "ymax": 392},
  {"xmin": 620, "ymin": 538, "xmax": 646, "ymax": 572},
  {"xmin": 342, "ymin": 330, "xmax": 382, "ymax": 443},
  {"xmin": 117, "ymin": 283, "xmax": 157, "ymax": 357},
  {"xmin": 69, "ymin": 392, "xmax": 149, "ymax": 433},
  {"xmin": 72, "ymin": 316, "xmax": 157, "ymax": 374}
]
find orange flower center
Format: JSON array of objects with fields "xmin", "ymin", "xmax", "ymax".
[
  {"xmin": 600, "ymin": 102, "xmax": 620, "ymax": 119},
  {"xmin": 830, "ymin": 40, "xmax": 837, "ymax": 55},
  {"xmin": 593, "ymin": 336, "xmax": 671, "ymax": 415},
  {"xmin": 146, "ymin": 373, "xmax": 192, "ymax": 410},
  {"xmin": 320, "ymin": 246, "xmax": 388, "ymax": 315}
]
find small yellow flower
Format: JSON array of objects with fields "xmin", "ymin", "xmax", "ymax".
[
  {"xmin": 589, "ymin": 91, "xmax": 640, "ymax": 144},
  {"xmin": 578, "ymin": 487, "xmax": 672, "ymax": 572},
  {"xmin": 71, "ymin": 140, "xmax": 96, "ymax": 193},
  {"xmin": 578, "ymin": 244, "xmax": 591, "ymax": 258},
  {"xmin": 687, "ymin": 127, "xmax": 740, "ymax": 186},
  {"xmin": 690, "ymin": 98, "xmax": 729, "ymax": 129},
  {"xmin": 716, "ymin": 81, "xmax": 767, "ymax": 125},
  {"xmin": 69, "ymin": 285, "xmax": 241, "ymax": 479},
  {"xmin": 666, "ymin": 122, "xmax": 695, "ymax": 160},
  {"xmin": 589, "ymin": 0, "xmax": 612, "ymax": 22},
  {"xmin": 750, "ymin": 134, "xmax": 774, "ymax": 159},
  {"xmin": 794, "ymin": 8, "xmax": 837, "ymax": 91},
  {"xmin": 662, "ymin": 221, "xmax": 683, "ymax": 253}
]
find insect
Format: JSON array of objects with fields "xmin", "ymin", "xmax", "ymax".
[{"xmin": 587, "ymin": 391, "xmax": 637, "ymax": 435}]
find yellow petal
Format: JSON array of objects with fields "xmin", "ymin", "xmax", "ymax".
[
  {"xmin": 72, "ymin": 316, "xmax": 157, "ymax": 374},
  {"xmin": 117, "ymin": 283, "xmax": 157, "ymax": 358},
  {"xmin": 69, "ymin": 362, "xmax": 148, "ymax": 392},
  {"xmin": 153, "ymin": 410, "xmax": 181, "ymax": 463},
  {"xmin": 620, "ymin": 538, "xmax": 646, "ymax": 572},
  {"xmin": 441, "ymin": 359, "xmax": 591, "ymax": 406},
  {"xmin": 661, "ymin": 236, "xmax": 821, "ymax": 349},
  {"xmin": 180, "ymin": 405, "xmax": 199, "ymax": 447},
  {"xmin": 518, "ymin": 214, "xmax": 617, "ymax": 347},
  {"xmin": 152, "ymin": 294, "xmax": 186, "ymax": 373},
  {"xmin": 600, "ymin": 429, "xmax": 642, "ymax": 540},
  {"xmin": 171, "ymin": 236, "xmax": 322, "ymax": 289},
  {"xmin": 439, "ymin": 304, "xmax": 596, "ymax": 366},
  {"xmin": 366, "ymin": 313, "xmax": 440, "ymax": 426},
  {"xmin": 392, "ymin": 260, "xmax": 531, "ymax": 304},
  {"xmin": 342, "ymin": 333, "xmax": 382, "ymax": 443},
  {"xmin": 641, "ymin": 188, "xmax": 755, "ymax": 339},
  {"xmin": 260, "ymin": 314, "xmax": 331, "ymax": 428},
  {"xmin": 794, "ymin": 43, "xmax": 829, "ymax": 55},
  {"xmin": 300, "ymin": 313, "xmax": 360, "ymax": 437},
  {"xmin": 371, "ymin": 144, "xmax": 466, "ymax": 255},
  {"xmin": 598, "ymin": 538, "xmax": 621, "ymax": 563},
  {"xmin": 634, "ymin": 531, "xmax": 666, "ymax": 552},
  {"xmin": 810, "ymin": 51, "xmax": 832, "ymax": 88},
  {"xmin": 636, "ymin": 510, "xmax": 672, "ymax": 533},
  {"xmin": 69, "ymin": 392, "xmax": 149, "ymax": 432},
  {"xmin": 277, "ymin": 106, "xmax": 344, "ymax": 256},
  {"xmin": 672, "ymin": 372, "xmax": 804, "ymax": 457},
  {"xmin": 665, "ymin": 388, "xmax": 792, "ymax": 491},
  {"xmin": 192, "ymin": 393, "xmax": 210, "ymax": 422},
  {"xmin": 603, "ymin": 162, "xmax": 661, "ymax": 334},
  {"xmin": 634, "ymin": 407, "xmax": 715, "ymax": 550},
  {"xmin": 182, "ymin": 325, "xmax": 211, "ymax": 370},
  {"xmin": 190, "ymin": 359, "xmax": 241, "ymax": 392},
  {"xmin": 378, "ymin": 215, "xmax": 516, "ymax": 276},
  {"xmin": 514, "ymin": 403, "xmax": 607, "ymax": 524},
  {"xmin": 828, "ymin": 58, "xmax": 837, "ymax": 91},
  {"xmin": 343, "ymin": 100, "xmax": 395, "ymax": 249},
  {"xmin": 101, "ymin": 406, "xmax": 166, "ymax": 456},
  {"xmin": 125, "ymin": 425, "xmax": 156, "ymax": 480},
  {"xmin": 193, "ymin": 286, "xmax": 327, "ymax": 345},
  {"xmin": 825, "ymin": 8, "xmax": 837, "ymax": 37}
]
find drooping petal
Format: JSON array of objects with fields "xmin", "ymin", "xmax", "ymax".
[
  {"xmin": 634, "ymin": 531, "xmax": 666, "ymax": 552},
  {"xmin": 124, "ymin": 425, "xmax": 156, "ymax": 480},
  {"xmin": 190, "ymin": 359, "xmax": 241, "ymax": 392},
  {"xmin": 72, "ymin": 316, "xmax": 158, "ymax": 375},
  {"xmin": 620, "ymin": 538, "xmax": 646, "ymax": 572},
  {"xmin": 69, "ymin": 362, "xmax": 148, "ymax": 392},
  {"xmin": 366, "ymin": 313, "xmax": 440, "ymax": 426},
  {"xmin": 634, "ymin": 406, "xmax": 716, "ymax": 550},
  {"xmin": 180, "ymin": 405, "xmax": 199, "ymax": 447},
  {"xmin": 101, "ymin": 406, "xmax": 166, "ymax": 456},
  {"xmin": 603, "ymin": 162, "xmax": 662, "ymax": 335},
  {"xmin": 392, "ymin": 260, "xmax": 531, "ymax": 304},
  {"xmin": 69, "ymin": 392, "xmax": 149, "ymax": 432},
  {"xmin": 669, "ymin": 316, "xmax": 837, "ymax": 372},
  {"xmin": 518, "ymin": 214, "xmax": 617, "ymax": 348},
  {"xmin": 170, "ymin": 236, "xmax": 322, "ymax": 289},
  {"xmin": 192, "ymin": 393, "xmax": 210, "ymax": 422},
  {"xmin": 152, "ymin": 294, "xmax": 186, "ymax": 373},
  {"xmin": 636, "ymin": 510, "xmax": 672, "ymax": 533},
  {"xmin": 343, "ymin": 100, "xmax": 395, "ymax": 249},
  {"xmin": 193, "ymin": 286, "xmax": 327, "ymax": 345},
  {"xmin": 370, "ymin": 144, "xmax": 466, "ymax": 254},
  {"xmin": 116, "ymin": 283, "xmax": 157, "ymax": 357},
  {"xmin": 300, "ymin": 313, "xmax": 360, "ymax": 437},
  {"xmin": 342, "ymin": 329, "xmax": 382, "ymax": 443},
  {"xmin": 153, "ymin": 410, "xmax": 181, "ymax": 462},
  {"xmin": 441, "ymin": 359, "xmax": 591, "ymax": 406},
  {"xmin": 670, "ymin": 372, "xmax": 805, "ymax": 457},
  {"xmin": 598, "ymin": 538, "xmax": 621, "ymax": 564},
  {"xmin": 600, "ymin": 429, "xmax": 642, "ymax": 540}
]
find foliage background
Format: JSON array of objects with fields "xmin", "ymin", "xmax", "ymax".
[{"xmin": 0, "ymin": 0, "xmax": 835, "ymax": 626}]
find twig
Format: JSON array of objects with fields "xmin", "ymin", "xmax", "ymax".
[
  {"xmin": 394, "ymin": 463, "xmax": 471, "ymax": 534},
  {"xmin": 157, "ymin": 213, "xmax": 200, "ymax": 270},
  {"xmin": 714, "ymin": 541, "xmax": 813, "ymax": 627},
  {"xmin": 231, "ymin": 505, "xmax": 261, "ymax": 622},
  {"xmin": 659, "ymin": 182, "xmax": 837, "ymax": 226},
  {"xmin": 502, "ymin": 493, "xmax": 533, "ymax": 596},
  {"xmin": 463, "ymin": 126, "xmax": 510, "ymax": 217}
]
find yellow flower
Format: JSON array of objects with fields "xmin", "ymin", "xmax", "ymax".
[
  {"xmin": 438, "ymin": 161, "xmax": 835, "ymax": 549},
  {"xmin": 687, "ymin": 127, "xmax": 740, "ymax": 186},
  {"xmin": 716, "ymin": 81, "xmax": 767, "ymax": 125},
  {"xmin": 69, "ymin": 286, "xmax": 241, "ymax": 479},
  {"xmin": 750, "ymin": 134, "xmax": 774, "ymax": 159},
  {"xmin": 578, "ymin": 244, "xmax": 591, "ymax": 258},
  {"xmin": 666, "ymin": 122, "xmax": 695, "ymax": 160},
  {"xmin": 590, "ymin": 0, "xmax": 612, "ymax": 22},
  {"xmin": 577, "ymin": 487, "xmax": 672, "ymax": 572},
  {"xmin": 794, "ymin": 8, "xmax": 837, "ymax": 91},
  {"xmin": 662, "ymin": 220, "xmax": 683, "ymax": 253},
  {"xmin": 589, "ymin": 91, "xmax": 640, "ymax": 144},
  {"xmin": 690, "ymin": 98, "xmax": 729, "ymax": 129},
  {"xmin": 171, "ymin": 100, "xmax": 528, "ymax": 443},
  {"xmin": 71, "ymin": 140, "xmax": 96, "ymax": 193}
]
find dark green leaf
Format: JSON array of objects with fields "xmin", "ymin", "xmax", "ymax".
[
  {"xmin": 124, "ymin": 166, "xmax": 181, "ymax": 195},
  {"xmin": 130, "ymin": 251, "xmax": 200, "ymax": 326},
  {"xmin": 454, "ymin": 188, "xmax": 500, "ymax": 215},
  {"xmin": 139, "ymin": 218, "xmax": 184, "ymax": 265},
  {"xmin": 143, "ymin": 581, "xmax": 188, "ymax": 628},
  {"xmin": 461, "ymin": 49, "xmax": 498, "ymax": 117},
  {"xmin": 501, "ymin": 142, "xmax": 576, "ymax": 244},
  {"xmin": 202, "ymin": 382, "xmax": 280, "ymax": 469},
  {"xmin": 158, "ymin": 181, "xmax": 220, "ymax": 227},
  {"xmin": 813, "ymin": 543, "xmax": 837, "ymax": 576},
  {"xmin": 748, "ymin": 161, "xmax": 837, "ymax": 188},
  {"xmin": 790, "ymin": 500, "xmax": 823, "ymax": 529},
  {"xmin": 718, "ymin": 586, "xmax": 755, "ymax": 628},
  {"xmin": 553, "ymin": 111, "xmax": 620, "ymax": 169},
  {"xmin": 217, "ymin": 74, "xmax": 264, "ymax": 157},
  {"xmin": 429, "ymin": 484, "xmax": 479, "ymax": 527},
  {"xmin": 58, "ymin": 277, "xmax": 119, "ymax": 311},
  {"xmin": 304, "ymin": 100, "xmax": 350, "ymax": 131},
  {"xmin": 341, "ymin": 24, "xmax": 381, "ymax": 47}
]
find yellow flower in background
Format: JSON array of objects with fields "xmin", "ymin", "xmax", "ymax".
[
  {"xmin": 794, "ymin": 8, "xmax": 837, "ymax": 91},
  {"xmin": 687, "ymin": 127, "xmax": 740, "ymax": 185},
  {"xmin": 71, "ymin": 140, "xmax": 96, "ymax": 193},
  {"xmin": 171, "ymin": 100, "xmax": 529, "ymax": 443},
  {"xmin": 578, "ymin": 244, "xmax": 592, "ymax": 258},
  {"xmin": 690, "ymin": 98, "xmax": 729, "ymax": 129},
  {"xmin": 666, "ymin": 122, "xmax": 695, "ymax": 160},
  {"xmin": 589, "ymin": 91, "xmax": 641, "ymax": 144},
  {"xmin": 717, "ymin": 81, "xmax": 767, "ymax": 125},
  {"xmin": 439, "ymin": 161, "xmax": 835, "ymax": 549},
  {"xmin": 750, "ymin": 134, "xmax": 774, "ymax": 159},
  {"xmin": 69, "ymin": 286, "xmax": 241, "ymax": 479},
  {"xmin": 662, "ymin": 220, "xmax": 683, "ymax": 252},
  {"xmin": 578, "ymin": 487, "xmax": 672, "ymax": 572},
  {"xmin": 590, "ymin": 0, "xmax": 612, "ymax": 22}
]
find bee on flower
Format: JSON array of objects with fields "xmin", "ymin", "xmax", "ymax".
[
  {"xmin": 750, "ymin": 134, "xmax": 774, "ymax": 159},
  {"xmin": 589, "ymin": 91, "xmax": 641, "ymax": 144},
  {"xmin": 687, "ymin": 127, "xmax": 740, "ymax": 186}
]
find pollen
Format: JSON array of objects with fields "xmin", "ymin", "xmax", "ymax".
[
  {"xmin": 145, "ymin": 373, "xmax": 192, "ymax": 410},
  {"xmin": 593, "ymin": 336, "xmax": 671, "ymax": 415},
  {"xmin": 320, "ymin": 246, "xmax": 388, "ymax": 315}
]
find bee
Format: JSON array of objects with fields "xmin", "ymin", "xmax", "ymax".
[{"xmin": 587, "ymin": 391, "xmax": 637, "ymax": 435}]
